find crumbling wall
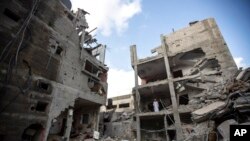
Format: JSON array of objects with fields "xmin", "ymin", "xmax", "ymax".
[
  {"xmin": 101, "ymin": 110, "xmax": 135, "ymax": 140},
  {"xmin": 100, "ymin": 95, "xmax": 135, "ymax": 140},
  {"xmin": 165, "ymin": 18, "xmax": 237, "ymax": 81}
]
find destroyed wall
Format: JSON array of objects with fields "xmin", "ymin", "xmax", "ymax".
[
  {"xmin": 130, "ymin": 18, "xmax": 240, "ymax": 141},
  {"xmin": 165, "ymin": 18, "xmax": 237, "ymax": 81},
  {"xmin": 100, "ymin": 94, "xmax": 135, "ymax": 140},
  {"xmin": 0, "ymin": 0, "xmax": 108, "ymax": 140}
]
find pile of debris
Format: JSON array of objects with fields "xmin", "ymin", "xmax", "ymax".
[
  {"xmin": 99, "ymin": 68, "xmax": 249, "ymax": 141},
  {"xmin": 191, "ymin": 68, "xmax": 250, "ymax": 121},
  {"xmin": 69, "ymin": 125, "xmax": 95, "ymax": 141},
  {"xmin": 187, "ymin": 67, "xmax": 250, "ymax": 141},
  {"xmin": 157, "ymin": 68, "xmax": 250, "ymax": 141},
  {"xmin": 100, "ymin": 108, "xmax": 135, "ymax": 141},
  {"xmin": 48, "ymin": 124, "xmax": 95, "ymax": 141}
]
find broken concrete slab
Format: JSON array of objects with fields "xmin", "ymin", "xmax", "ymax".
[
  {"xmin": 192, "ymin": 101, "xmax": 225, "ymax": 116},
  {"xmin": 192, "ymin": 101, "xmax": 225, "ymax": 122}
]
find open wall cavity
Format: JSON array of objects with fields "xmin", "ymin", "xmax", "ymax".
[
  {"xmin": 48, "ymin": 99, "xmax": 100, "ymax": 140},
  {"xmin": 137, "ymin": 57, "xmax": 167, "ymax": 84},
  {"xmin": 82, "ymin": 59, "xmax": 108, "ymax": 95},
  {"xmin": 22, "ymin": 124, "xmax": 44, "ymax": 141},
  {"xmin": 140, "ymin": 116, "xmax": 166, "ymax": 141},
  {"xmin": 170, "ymin": 48, "xmax": 207, "ymax": 77},
  {"xmin": 139, "ymin": 84, "xmax": 171, "ymax": 112}
]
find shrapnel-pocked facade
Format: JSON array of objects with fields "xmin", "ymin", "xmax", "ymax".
[{"xmin": 0, "ymin": 0, "xmax": 108, "ymax": 140}]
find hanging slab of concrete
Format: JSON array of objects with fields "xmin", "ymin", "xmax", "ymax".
[{"xmin": 192, "ymin": 101, "xmax": 225, "ymax": 122}]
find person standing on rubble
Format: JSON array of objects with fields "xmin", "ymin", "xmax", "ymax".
[{"xmin": 153, "ymin": 99, "xmax": 159, "ymax": 112}]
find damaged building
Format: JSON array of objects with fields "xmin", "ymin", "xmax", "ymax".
[
  {"xmin": 130, "ymin": 18, "xmax": 250, "ymax": 141},
  {"xmin": 106, "ymin": 94, "xmax": 134, "ymax": 112},
  {"xmin": 0, "ymin": 0, "xmax": 108, "ymax": 141},
  {"xmin": 0, "ymin": 0, "xmax": 249, "ymax": 140},
  {"xmin": 99, "ymin": 94, "xmax": 135, "ymax": 140}
]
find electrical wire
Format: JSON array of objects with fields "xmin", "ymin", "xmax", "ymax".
[
  {"xmin": 0, "ymin": 0, "xmax": 39, "ymax": 114},
  {"xmin": 0, "ymin": 60, "xmax": 33, "ymax": 114},
  {"xmin": 160, "ymin": 99, "xmax": 176, "ymax": 126},
  {"xmin": 0, "ymin": 0, "xmax": 37, "ymax": 62}
]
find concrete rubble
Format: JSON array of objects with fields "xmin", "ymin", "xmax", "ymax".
[{"xmin": 99, "ymin": 94, "xmax": 136, "ymax": 141}]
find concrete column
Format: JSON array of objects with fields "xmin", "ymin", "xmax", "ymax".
[
  {"xmin": 99, "ymin": 45, "xmax": 106, "ymax": 64},
  {"xmin": 130, "ymin": 45, "xmax": 141, "ymax": 141},
  {"xmin": 80, "ymin": 29, "xmax": 86, "ymax": 48},
  {"xmin": 63, "ymin": 108, "xmax": 73, "ymax": 141},
  {"xmin": 130, "ymin": 45, "xmax": 140, "ymax": 112},
  {"xmin": 160, "ymin": 35, "xmax": 183, "ymax": 141},
  {"xmin": 95, "ymin": 107, "xmax": 100, "ymax": 131},
  {"xmin": 43, "ymin": 118, "xmax": 52, "ymax": 141},
  {"xmin": 136, "ymin": 115, "xmax": 141, "ymax": 141},
  {"xmin": 164, "ymin": 115, "xmax": 170, "ymax": 141}
]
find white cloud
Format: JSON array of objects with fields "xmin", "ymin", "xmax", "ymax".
[
  {"xmin": 234, "ymin": 57, "xmax": 247, "ymax": 68},
  {"xmin": 107, "ymin": 68, "xmax": 134, "ymax": 98},
  {"xmin": 71, "ymin": 0, "xmax": 142, "ymax": 36}
]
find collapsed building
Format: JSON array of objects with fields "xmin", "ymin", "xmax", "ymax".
[
  {"xmin": 0, "ymin": 0, "xmax": 108, "ymax": 141},
  {"xmin": 130, "ymin": 18, "xmax": 250, "ymax": 141},
  {"xmin": 99, "ymin": 94, "xmax": 135, "ymax": 140}
]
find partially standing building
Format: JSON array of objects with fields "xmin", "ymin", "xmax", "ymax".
[
  {"xmin": 130, "ymin": 18, "xmax": 238, "ymax": 141},
  {"xmin": 0, "ymin": 0, "xmax": 108, "ymax": 140}
]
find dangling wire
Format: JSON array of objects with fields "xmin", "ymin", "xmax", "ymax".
[{"xmin": 0, "ymin": 0, "xmax": 40, "ymax": 114}]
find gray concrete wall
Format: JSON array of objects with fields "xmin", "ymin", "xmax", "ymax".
[{"xmin": 0, "ymin": 0, "xmax": 108, "ymax": 140}]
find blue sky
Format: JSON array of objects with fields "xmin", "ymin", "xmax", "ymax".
[{"xmin": 72, "ymin": 0, "xmax": 250, "ymax": 97}]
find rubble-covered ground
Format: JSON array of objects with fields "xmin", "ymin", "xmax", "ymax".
[
  {"xmin": 99, "ymin": 108, "xmax": 135, "ymax": 141},
  {"xmin": 186, "ymin": 67, "xmax": 250, "ymax": 141},
  {"xmin": 173, "ymin": 67, "xmax": 250, "ymax": 141}
]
